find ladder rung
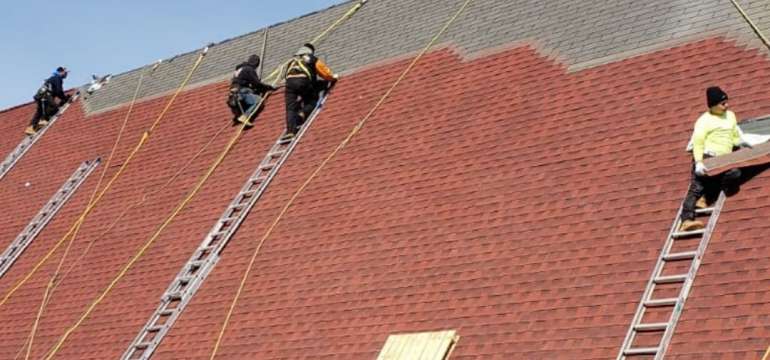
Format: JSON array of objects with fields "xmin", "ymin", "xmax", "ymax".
[
  {"xmin": 260, "ymin": 164, "xmax": 275, "ymax": 171},
  {"xmin": 268, "ymin": 151, "xmax": 285, "ymax": 158},
  {"xmin": 644, "ymin": 297, "xmax": 678, "ymax": 307},
  {"xmin": 249, "ymin": 176, "xmax": 267, "ymax": 184},
  {"xmin": 277, "ymin": 138, "xmax": 293, "ymax": 145},
  {"xmin": 165, "ymin": 292, "xmax": 182, "ymax": 300},
  {"xmin": 135, "ymin": 342, "xmax": 151, "ymax": 349},
  {"xmin": 673, "ymin": 229, "xmax": 706, "ymax": 238},
  {"xmin": 654, "ymin": 274, "xmax": 687, "ymax": 284},
  {"xmin": 634, "ymin": 322, "xmax": 668, "ymax": 332},
  {"xmin": 624, "ymin": 347, "xmax": 658, "ymax": 355},
  {"xmin": 159, "ymin": 309, "xmax": 174, "ymax": 316},
  {"xmin": 210, "ymin": 230, "xmax": 228, "ymax": 238},
  {"xmin": 663, "ymin": 251, "xmax": 697, "ymax": 261},
  {"xmin": 696, "ymin": 207, "xmax": 714, "ymax": 214},
  {"xmin": 147, "ymin": 325, "xmax": 164, "ymax": 332}
]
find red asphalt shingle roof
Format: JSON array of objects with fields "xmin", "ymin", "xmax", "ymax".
[{"xmin": 0, "ymin": 37, "xmax": 770, "ymax": 359}]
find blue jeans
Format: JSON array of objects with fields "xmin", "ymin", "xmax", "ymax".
[{"xmin": 238, "ymin": 88, "xmax": 261, "ymax": 116}]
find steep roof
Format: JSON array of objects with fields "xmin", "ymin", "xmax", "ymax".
[
  {"xmin": 83, "ymin": 0, "xmax": 770, "ymax": 114},
  {"xmin": 2, "ymin": 0, "xmax": 770, "ymax": 359}
]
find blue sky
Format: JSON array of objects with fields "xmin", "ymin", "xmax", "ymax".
[{"xmin": 0, "ymin": 0, "xmax": 345, "ymax": 110}]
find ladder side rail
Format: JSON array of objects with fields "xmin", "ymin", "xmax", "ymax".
[
  {"xmin": 212, "ymin": 89, "xmax": 329, "ymax": 259},
  {"xmin": 122, "ymin": 91, "xmax": 329, "ymax": 360},
  {"xmin": 654, "ymin": 191, "xmax": 725, "ymax": 360},
  {"xmin": 0, "ymin": 93, "xmax": 81, "ymax": 180},
  {"xmin": 617, "ymin": 200, "xmax": 686, "ymax": 359},
  {"xmin": 151, "ymin": 112, "xmax": 302, "ymax": 300},
  {"xmin": 159, "ymin": 89, "xmax": 330, "ymax": 299},
  {"xmin": 0, "ymin": 157, "xmax": 99, "ymax": 278}
]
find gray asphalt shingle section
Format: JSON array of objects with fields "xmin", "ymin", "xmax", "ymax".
[
  {"xmin": 82, "ymin": 0, "xmax": 770, "ymax": 115},
  {"xmin": 741, "ymin": 116, "xmax": 770, "ymax": 135}
]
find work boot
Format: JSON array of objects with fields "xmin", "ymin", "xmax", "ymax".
[
  {"xmin": 237, "ymin": 114, "xmax": 253, "ymax": 127},
  {"xmin": 38, "ymin": 119, "xmax": 49, "ymax": 127},
  {"xmin": 280, "ymin": 132, "xmax": 295, "ymax": 141},
  {"xmin": 679, "ymin": 219, "xmax": 704, "ymax": 232},
  {"xmin": 24, "ymin": 126, "xmax": 37, "ymax": 136},
  {"xmin": 695, "ymin": 197, "xmax": 708, "ymax": 209}
]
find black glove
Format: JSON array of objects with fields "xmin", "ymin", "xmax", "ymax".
[{"xmin": 61, "ymin": 95, "xmax": 71, "ymax": 103}]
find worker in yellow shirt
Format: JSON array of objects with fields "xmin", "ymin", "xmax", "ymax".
[
  {"xmin": 282, "ymin": 43, "xmax": 339, "ymax": 140},
  {"xmin": 680, "ymin": 87, "xmax": 749, "ymax": 231}
]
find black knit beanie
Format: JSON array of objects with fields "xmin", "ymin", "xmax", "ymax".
[
  {"xmin": 706, "ymin": 86, "xmax": 728, "ymax": 108},
  {"xmin": 247, "ymin": 55, "xmax": 260, "ymax": 67}
]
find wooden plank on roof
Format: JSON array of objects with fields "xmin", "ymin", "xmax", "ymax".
[{"xmin": 377, "ymin": 330, "xmax": 458, "ymax": 360}]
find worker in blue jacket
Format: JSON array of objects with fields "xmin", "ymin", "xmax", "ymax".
[{"xmin": 26, "ymin": 67, "xmax": 71, "ymax": 136}]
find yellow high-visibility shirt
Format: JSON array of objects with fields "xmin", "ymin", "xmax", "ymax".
[{"xmin": 691, "ymin": 110, "xmax": 741, "ymax": 162}]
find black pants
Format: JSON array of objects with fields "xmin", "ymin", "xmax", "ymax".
[
  {"xmin": 680, "ymin": 160, "xmax": 741, "ymax": 221},
  {"xmin": 30, "ymin": 98, "xmax": 58, "ymax": 127},
  {"xmin": 284, "ymin": 77, "xmax": 319, "ymax": 134}
]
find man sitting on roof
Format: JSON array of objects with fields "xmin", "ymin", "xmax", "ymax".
[
  {"xmin": 25, "ymin": 67, "xmax": 71, "ymax": 136},
  {"xmin": 680, "ymin": 86, "xmax": 750, "ymax": 231},
  {"xmin": 228, "ymin": 55, "xmax": 276, "ymax": 126},
  {"xmin": 281, "ymin": 43, "xmax": 339, "ymax": 140}
]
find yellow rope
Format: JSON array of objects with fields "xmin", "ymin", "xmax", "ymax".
[
  {"xmin": 208, "ymin": 0, "xmax": 474, "ymax": 358},
  {"xmin": 42, "ymin": 121, "xmax": 247, "ymax": 360},
  {"xmin": 20, "ymin": 63, "xmax": 159, "ymax": 360},
  {"xmin": 20, "ymin": 121, "xmax": 229, "ymax": 360},
  {"xmin": 54, "ymin": 122, "xmax": 230, "ymax": 290},
  {"xmin": 311, "ymin": 0, "xmax": 367, "ymax": 45},
  {"xmin": 18, "ymin": 123, "xmax": 227, "ymax": 360},
  {"xmin": 0, "ymin": 49, "xmax": 207, "ymax": 309},
  {"xmin": 38, "ymin": 1, "xmax": 368, "ymax": 356},
  {"xmin": 262, "ymin": 0, "xmax": 368, "ymax": 85},
  {"xmin": 729, "ymin": 0, "xmax": 770, "ymax": 51}
]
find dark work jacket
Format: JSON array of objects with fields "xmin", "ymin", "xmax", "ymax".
[
  {"xmin": 37, "ymin": 74, "xmax": 67, "ymax": 101},
  {"xmin": 231, "ymin": 62, "xmax": 272, "ymax": 94}
]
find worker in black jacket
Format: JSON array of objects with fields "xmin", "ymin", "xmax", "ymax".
[
  {"xmin": 26, "ymin": 67, "xmax": 71, "ymax": 136},
  {"xmin": 282, "ymin": 43, "xmax": 338, "ymax": 140},
  {"xmin": 228, "ymin": 55, "xmax": 276, "ymax": 126}
]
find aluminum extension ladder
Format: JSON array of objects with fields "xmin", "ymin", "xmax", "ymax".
[
  {"xmin": 0, "ymin": 92, "xmax": 81, "ymax": 181},
  {"xmin": 122, "ymin": 91, "xmax": 330, "ymax": 360},
  {"xmin": 0, "ymin": 158, "xmax": 100, "ymax": 278},
  {"xmin": 617, "ymin": 191, "xmax": 726, "ymax": 359}
]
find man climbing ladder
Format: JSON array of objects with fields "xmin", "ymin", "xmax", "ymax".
[
  {"xmin": 680, "ymin": 86, "xmax": 750, "ymax": 231},
  {"xmin": 26, "ymin": 67, "xmax": 71, "ymax": 136},
  {"xmin": 228, "ymin": 55, "xmax": 276, "ymax": 126},
  {"xmin": 282, "ymin": 43, "xmax": 339, "ymax": 140}
]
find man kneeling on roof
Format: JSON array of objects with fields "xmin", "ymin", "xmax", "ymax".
[
  {"xmin": 228, "ymin": 55, "xmax": 276, "ymax": 126},
  {"xmin": 281, "ymin": 43, "xmax": 339, "ymax": 140},
  {"xmin": 25, "ymin": 67, "xmax": 71, "ymax": 136},
  {"xmin": 680, "ymin": 86, "xmax": 751, "ymax": 231}
]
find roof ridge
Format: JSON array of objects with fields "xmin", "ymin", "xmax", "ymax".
[{"xmin": 76, "ymin": 0, "xmax": 355, "ymax": 89}]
